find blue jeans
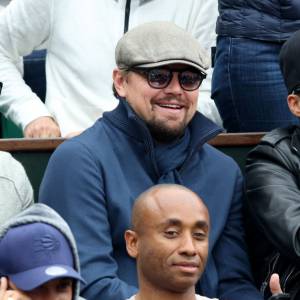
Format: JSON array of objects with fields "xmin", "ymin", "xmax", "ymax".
[
  {"xmin": 212, "ymin": 36, "xmax": 299, "ymax": 132},
  {"xmin": 23, "ymin": 50, "xmax": 46, "ymax": 102}
]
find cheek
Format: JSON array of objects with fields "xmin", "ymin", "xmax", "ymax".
[
  {"xmin": 187, "ymin": 92, "xmax": 198, "ymax": 106},
  {"xmin": 25, "ymin": 290, "xmax": 43, "ymax": 300},
  {"xmin": 139, "ymin": 240, "xmax": 172, "ymax": 265},
  {"xmin": 198, "ymin": 244, "xmax": 209, "ymax": 262},
  {"xmin": 65, "ymin": 289, "xmax": 73, "ymax": 300}
]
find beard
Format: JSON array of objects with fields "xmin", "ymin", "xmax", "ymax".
[{"xmin": 146, "ymin": 118, "xmax": 186, "ymax": 143}]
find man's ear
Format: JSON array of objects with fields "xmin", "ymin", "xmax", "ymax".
[
  {"xmin": 124, "ymin": 230, "xmax": 139, "ymax": 258},
  {"xmin": 287, "ymin": 94, "xmax": 300, "ymax": 117},
  {"xmin": 113, "ymin": 68, "xmax": 127, "ymax": 98}
]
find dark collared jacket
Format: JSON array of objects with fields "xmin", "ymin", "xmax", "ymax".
[
  {"xmin": 40, "ymin": 100, "xmax": 262, "ymax": 300},
  {"xmin": 217, "ymin": 0, "xmax": 300, "ymax": 42},
  {"xmin": 246, "ymin": 126, "xmax": 300, "ymax": 286}
]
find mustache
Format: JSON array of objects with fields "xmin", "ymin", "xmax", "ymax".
[{"xmin": 152, "ymin": 95, "xmax": 187, "ymax": 106}]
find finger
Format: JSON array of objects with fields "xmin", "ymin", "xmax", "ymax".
[
  {"xmin": 269, "ymin": 273, "xmax": 283, "ymax": 295},
  {"xmin": 24, "ymin": 129, "xmax": 34, "ymax": 138},
  {"xmin": 0, "ymin": 277, "xmax": 8, "ymax": 299}
]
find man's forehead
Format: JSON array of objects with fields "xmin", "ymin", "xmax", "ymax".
[{"xmin": 146, "ymin": 188, "xmax": 209, "ymax": 221}]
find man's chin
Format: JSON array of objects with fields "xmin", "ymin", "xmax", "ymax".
[
  {"xmin": 147, "ymin": 122, "xmax": 186, "ymax": 143},
  {"xmin": 149, "ymin": 128, "xmax": 185, "ymax": 143},
  {"xmin": 165, "ymin": 278, "xmax": 198, "ymax": 294}
]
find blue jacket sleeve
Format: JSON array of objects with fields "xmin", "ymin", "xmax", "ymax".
[
  {"xmin": 213, "ymin": 170, "xmax": 263, "ymax": 300},
  {"xmin": 39, "ymin": 140, "xmax": 138, "ymax": 300}
]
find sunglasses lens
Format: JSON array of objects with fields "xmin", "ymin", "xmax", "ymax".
[
  {"xmin": 148, "ymin": 69, "xmax": 171, "ymax": 88},
  {"xmin": 179, "ymin": 71, "xmax": 202, "ymax": 91}
]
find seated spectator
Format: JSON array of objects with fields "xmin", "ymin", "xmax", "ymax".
[
  {"xmin": 41, "ymin": 21, "xmax": 262, "ymax": 300},
  {"xmin": 0, "ymin": 203, "xmax": 84, "ymax": 300},
  {"xmin": 212, "ymin": 0, "xmax": 300, "ymax": 132},
  {"xmin": 124, "ymin": 184, "xmax": 216, "ymax": 300},
  {"xmin": 125, "ymin": 184, "xmax": 286, "ymax": 300},
  {"xmin": 0, "ymin": 0, "xmax": 220, "ymax": 138},
  {"xmin": 245, "ymin": 29, "xmax": 300, "ymax": 299},
  {"xmin": 0, "ymin": 151, "xmax": 33, "ymax": 224}
]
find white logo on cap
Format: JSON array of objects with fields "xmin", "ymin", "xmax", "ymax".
[{"xmin": 45, "ymin": 266, "xmax": 68, "ymax": 276}]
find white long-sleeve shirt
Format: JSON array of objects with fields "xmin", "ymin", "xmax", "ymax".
[{"xmin": 0, "ymin": 0, "xmax": 221, "ymax": 136}]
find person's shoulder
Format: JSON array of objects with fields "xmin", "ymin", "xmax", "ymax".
[
  {"xmin": 260, "ymin": 126, "xmax": 295, "ymax": 146},
  {"xmin": 0, "ymin": 150, "xmax": 15, "ymax": 164},
  {"xmin": 202, "ymin": 143, "xmax": 239, "ymax": 168},
  {"xmin": 246, "ymin": 126, "xmax": 299, "ymax": 171},
  {"xmin": 250, "ymin": 125, "xmax": 297, "ymax": 157},
  {"xmin": 0, "ymin": 151, "xmax": 27, "ymax": 178},
  {"xmin": 56, "ymin": 120, "xmax": 107, "ymax": 154},
  {"xmin": 49, "ymin": 119, "xmax": 113, "ymax": 167}
]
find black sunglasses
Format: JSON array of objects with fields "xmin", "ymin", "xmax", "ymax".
[{"xmin": 130, "ymin": 67, "xmax": 206, "ymax": 91}]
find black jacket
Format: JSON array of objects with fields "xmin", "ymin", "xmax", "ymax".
[
  {"xmin": 245, "ymin": 126, "xmax": 300, "ymax": 286},
  {"xmin": 217, "ymin": 0, "xmax": 300, "ymax": 42}
]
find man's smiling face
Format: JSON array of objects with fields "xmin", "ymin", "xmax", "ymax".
[{"xmin": 114, "ymin": 64, "xmax": 199, "ymax": 142}]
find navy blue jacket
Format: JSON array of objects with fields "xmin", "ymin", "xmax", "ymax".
[
  {"xmin": 217, "ymin": 0, "xmax": 300, "ymax": 42},
  {"xmin": 40, "ymin": 101, "xmax": 262, "ymax": 300}
]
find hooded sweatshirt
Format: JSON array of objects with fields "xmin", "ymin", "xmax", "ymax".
[
  {"xmin": 0, "ymin": 151, "xmax": 33, "ymax": 224},
  {"xmin": 0, "ymin": 203, "xmax": 83, "ymax": 300}
]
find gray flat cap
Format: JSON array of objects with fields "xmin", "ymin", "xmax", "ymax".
[{"xmin": 115, "ymin": 21, "xmax": 209, "ymax": 73}]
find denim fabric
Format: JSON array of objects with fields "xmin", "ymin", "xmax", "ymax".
[
  {"xmin": 23, "ymin": 50, "xmax": 46, "ymax": 102},
  {"xmin": 212, "ymin": 36, "xmax": 299, "ymax": 132}
]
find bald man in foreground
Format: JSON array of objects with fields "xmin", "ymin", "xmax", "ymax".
[{"xmin": 124, "ymin": 184, "xmax": 287, "ymax": 300}]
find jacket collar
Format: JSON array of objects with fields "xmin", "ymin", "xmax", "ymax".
[
  {"xmin": 291, "ymin": 126, "xmax": 300, "ymax": 157},
  {"xmin": 103, "ymin": 99, "xmax": 223, "ymax": 150}
]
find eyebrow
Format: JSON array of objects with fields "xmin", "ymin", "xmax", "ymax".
[{"xmin": 160, "ymin": 218, "xmax": 209, "ymax": 229}]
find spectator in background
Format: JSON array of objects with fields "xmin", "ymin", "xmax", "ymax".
[
  {"xmin": 41, "ymin": 21, "xmax": 263, "ymax": 300},
  {"xmin": 125, "ymin": 184, "xmax": 286, "ymax": 300},
  {"xmin": 212, "ymin": 0, "xmax": 300, "ymax": 132},
  {"xmin": 0, "ymin": 203, "xmax": 85, "ymax": 300},
  {"xmin": 0, "ymin": 0, "xmax": 221, "ymax": 138},
  {"xmin": 246, "ymin": 30, "xmax": 300, "ymax": 299},
  {"xmin": 124, "ymin": 184, "xmax": 216, "ymax": 300},
  {"xmin": 0, "ymin": 151, "xmax": 33, "ymax": 224}
]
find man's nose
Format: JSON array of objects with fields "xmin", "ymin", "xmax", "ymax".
[
  {"xmin": 164, "ymin": 73, "xmax": 182, "ymax": 94},
  {"xmin": 178, "ymin": 233, "xmax": 197, "ymax": 256}
]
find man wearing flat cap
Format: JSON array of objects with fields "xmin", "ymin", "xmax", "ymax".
[
  {"xmin": 40, "ymin": 22, "xmax": 263, "ymax": 300},
  {"xmin": 245, "ymin": 29, "xmax": 300, "ymax": 299}
]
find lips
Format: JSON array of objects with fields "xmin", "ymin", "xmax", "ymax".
[
  {"xmin": 173, "ymin": 261, "xmax": 199, "ymax": 268},
  {"xmin": 157, "ymin": 103, "xmax": 183, "ymax": 109},
  {"xmin": 172, "ymin": 261, "xmax": 200, "ymax": 274}
]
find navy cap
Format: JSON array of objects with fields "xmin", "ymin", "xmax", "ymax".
[{"xmin": 0, "ymin": 222, "xmax": 85, "ymax": 291}]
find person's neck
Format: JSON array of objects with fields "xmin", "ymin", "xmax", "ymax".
[{"xmin": 135, "ymin": 281, "xmax": 197, "ymax": 300}]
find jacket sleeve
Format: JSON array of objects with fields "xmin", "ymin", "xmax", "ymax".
[
  {"xmin": 246, "ymin": 142, "xmax": 300, "ymax": 260},
  {"xmin": 0, "ymin": 0, "xmax": 52, "ymax": 130},
  {"xmin": 212, "ymin": 170, "xmax": 263, "ymax": 300},
  {"xmin": 39, "ymin": 140, "xmax": 138, "ymax": 300}
]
